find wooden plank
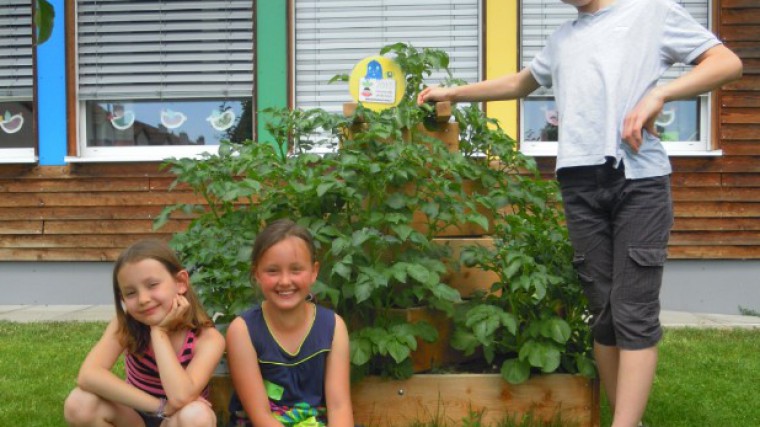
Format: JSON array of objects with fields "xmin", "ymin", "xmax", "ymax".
[
  {"xmin": 722, "ymin": 173, "xmax": 760, "ymax": 186},
  {"xmin": 720, "ymin": 25, "xmax": 760, "ymax": 42},
  {"xmin": 670, "ymin": 172, "xmax": 721, "ymax": 187},
  {"xmin": 0, "ymin": 248, "xmax": 124, "ymax": 261},
  {"xmin": 0, "ymin": 221, "xmax": 44, "ymax": 235},
  {"xmin": 673, "ymin": 217, "xmax": 760, "ymax": 231},
  {"xmin": 0, "ymin": 192, "xmax": 204, "ymax": 208},
  {"xmin": 722, "ymin": 10, "xmax": 760, "ymax": 26},
  {"xmin": 671, "ymin": 157, "xmax": 760, "ymax": 173},
  {"xmin": 724, "ymin": 76, "xmax": 760, "ymax": 93},
  {"xmin": 0, "ymin": 206, "xmax": 196, "ymax": 221},
  {"xmin": 722, "ymin": 0, "xmax": 760, "ymax": 9},
  {"xmin": 434, "ymin": 237, "xmax": 499, "ymax": 297},
  {"xmin": 43, "ymin": 219, "xmax": 191, "ymax": 234},
  {"xmin": 669, "ymin": 245, "xmax": 760, "ymax": 259},
  {"xmin": 720, "ymin": 123, "xmax": 760, "ymax": 140},
  {"xmin": 721, "ymin": 109, "xmax": 760, "ymax": 124},
  {"xmin": 720, "ymin": 140, "xmax": 760, "ymax": 156},
  {"xmin": 731, "ymin": 58, "xmax": 760, "ymax": 74},
  {"xmin": 671, "ymin": 187, "xmax": 760, "ymax": 202},
  {"xmin": 0, "ymin": 234, "xmax": 165, "ymax": 248},
  {"xmin": 674, "ymin": 202, "xmax": 760, "ymax": 217},
  {"xmin": 727, "ymin": 43, "xmax": 760, "ymax": 61},
  {"xmin": 69, "ymin": 162, "xmax": 170, "ymax": 177},
  {"xmin": 670, "ymin": 231, "xmax": 760, "ymax": 245},
  {"xmin": 351, "ymin": 374, "xmax": 599, "ymax": 427},
  {"xmin": 0, "ymin": 178, "xmax": 150, "ymax": 193},
  {"xmin": 721, "ymin": 94, "xmax": 760, "ymax": 108}
]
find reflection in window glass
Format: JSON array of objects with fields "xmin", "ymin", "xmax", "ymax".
[
  {"xmin": 524, "ymin": 98, "xmax": 700, "ymax": 143},
  {"xmin": 523, "ymin": 97, "xmax": 558, "ymax": 142},
  {"xmin": 0, "ymin": 101, "xmax": 34, "ymax": 148},
  {"xmin": 85, "ymin": 99, "xmax": 253, "ymax": 147},
  {"xmin": 656, "ymin": 99, "xmax": 699, "ymax": 142}
]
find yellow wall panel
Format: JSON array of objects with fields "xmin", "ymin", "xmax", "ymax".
[{"xmin": 485, "ymin": 0, "xmax": 518, "ymax": 139}]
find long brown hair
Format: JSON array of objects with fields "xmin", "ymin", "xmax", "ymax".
[{"xmin": 112, "ymin": 239, "xmax": 213, "ymax": 355}]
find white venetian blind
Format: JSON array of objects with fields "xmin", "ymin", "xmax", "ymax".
[
  {"xmin": 521, "ymin": 0, "xmax": 710, "ymax": 95},
  {"xmin": 0, "ymin": 0, "xmax": 33, "ymax": 100},
  {"xmin": 77, "ymin": 0, "xmax": 254, "ymax": 101},
  {"xmin": 294, "ymin": 0, "xmax": 481, "ymax": 113}
]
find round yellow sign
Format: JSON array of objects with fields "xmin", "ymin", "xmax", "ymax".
[{"xmin": 349, "ymin": 56, "xmax": 406, "ymax": 111}]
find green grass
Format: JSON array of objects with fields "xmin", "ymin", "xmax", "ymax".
[{"xmin": 1, "ymin": 322, "xmax": 758, "ymax": 427}]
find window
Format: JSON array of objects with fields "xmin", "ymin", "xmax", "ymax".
[
  {"xmin": 1, "ymin": 0, "xmax": 35, "ymax": 163},
  {"xmin": 73, "ymin": 1, "xmax": 254, "ymax": 162},
  {"xmin": 293, "ymin": 0, "xmax": 481, "ymax": 151},
  {"xmin": 520, "ymin": 0, "xmax": 714, "ymax": 156}
]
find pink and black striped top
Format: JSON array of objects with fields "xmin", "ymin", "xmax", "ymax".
[{"xmin": 125, "ymin": 329, "xmax": 209, "ymax": 398}]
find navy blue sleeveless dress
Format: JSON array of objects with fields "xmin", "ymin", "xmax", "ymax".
[{"xmin": 228, "ymin": 303, "xmax": 335, "ymax": 427}]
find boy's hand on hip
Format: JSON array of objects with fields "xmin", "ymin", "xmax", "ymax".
[{"xmin": 623, "ymin": 90, "xmax": 665, "ymax": 153}]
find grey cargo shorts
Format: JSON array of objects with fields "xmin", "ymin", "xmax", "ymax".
[{"xmin": 557, "ymin": 158, "xmax": 673, "ymax": 349}]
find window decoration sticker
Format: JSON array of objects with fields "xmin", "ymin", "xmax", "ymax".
[
  {"xmin": 109, "ymin": 107, "xmax": 136, "ymax": 130},
  {"xmin": 160, "ymin": 108, "xmax": 187, "ymax": 129},
  {"xmin": 206, "ymin": 109, "xmax": 236, "ymax": 131},
  {"xmin": 349, "ymin": 55, "xmax": 405, "ymax": 111},
  {"xmin": 0, "ymin": 111, "xmax": 24, "ymax": 134}
]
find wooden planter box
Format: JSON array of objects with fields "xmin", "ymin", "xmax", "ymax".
[
  {"xmin": 209, "ymin": 373, "xmax": 599, "ymax": 427},
  {"xmin": 352, "ymin": 374, "xmax": 600, "ymax": 427},
  {"xmin": 435, "ymin": 237, "xmax": 499, "ymax": 297}
]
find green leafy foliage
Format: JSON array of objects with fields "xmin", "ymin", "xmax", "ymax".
[
  {"xmin": 34, "ymin": 0, "xmax": 54, "ymax": 45},
  {"xmin": 156, "ymin": 43, "xmax": 592, "ymax": 381}
]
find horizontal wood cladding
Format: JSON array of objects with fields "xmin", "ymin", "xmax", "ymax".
[{"xmin": 0, "ymin": 163, "xmax": 196, "ymax": 261}]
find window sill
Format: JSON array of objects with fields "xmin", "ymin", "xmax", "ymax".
[
  {"xmin": 67, "ymin": 145, "xmax": 220, "ymax": 163},
  {"xmin": 0, "ymin": 149, "xmax": 37, "ymax": 164}
]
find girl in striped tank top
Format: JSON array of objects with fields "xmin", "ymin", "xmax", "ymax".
[
  {"xmin": 64, "ymin": 239, "xmax": 225, "ymax": 427},
  {"xmin": 226, "ymin": 219, "xmax": 354, "ymax": 427}
]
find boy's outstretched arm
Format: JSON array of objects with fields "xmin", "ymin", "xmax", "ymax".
[
  {"xmin": 417, "ymin": 68, "xmax": 540, "ymax": 105},
  {"xmin": 623, "ymin": 44, "xmax": 743, "ymax": 152}
]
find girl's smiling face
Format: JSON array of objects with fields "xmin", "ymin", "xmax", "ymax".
[
  {"xmin": 118, "ymin": 258, "xmax": 187, "ymax": 326},
  {"xmin": 254, "ymin": 236, "xmax": 319, "ymax": 311}
]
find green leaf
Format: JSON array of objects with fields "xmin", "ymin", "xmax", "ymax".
[
  {"xmin": 35, "ymin": 0, "xmax": 55, "ymax": 45},
  {"xmin": 385, "ymin": 193, "xmax": 407, "ymax": 210},
  {"xmin": 576, "ymin": 354, "xmax": 597, "ymax": 378},
  {"xmin": 540, "ymin": 317, "xmax": 572, "ymax": 344},
  {"xmin": 386, "ymin": 340, "xmax": 411, "ymax": 364},
  {"xmin": 450, "ymin": 329, "xmax": 479, "ymax": 355},
  {"xmin": 316, "ymin": 181, "xmax": 334, "ymax": 197},
  {"xmin": 501, "ymin": 358, "xmax": 531, "ymax": 385},
  {"xmin": 350, "ymin": 337, "xmax": 373, "ymax": 366},
  {"xmin": 406, "ymin": 264, "xmax": 431, "ymax": 284},
  {"xmin": 332, "ymin": 262, "xmax": 352, "ymax": 281}
]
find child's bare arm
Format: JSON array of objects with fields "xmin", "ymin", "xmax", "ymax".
[
  {"xmin": 417, "ymin": 68, "xmax": 540, "ymax": 105},
  {"xmin": 152, "ymin": 296, "xmax": 225, "ymax": 412},
  {"xmin": 77, "ymin": 319, "xmax": 164, "ymax": 414},
  {"xmin": 623, "ymin": 44, "xmax": 743, "ymax": 152},
  {"xmin": 325, "ymin": 314, "xmax": 353, "ymax": 427},
  {"xmin": 226, "ymin": 316, "xmax": 285, "ymax": 427}
]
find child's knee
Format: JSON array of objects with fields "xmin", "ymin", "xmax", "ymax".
[
  {"xmin": 63, "ymin": 387, "xmax": 100, "ymax": 425},
  {"xmin": 173, "ymin": 400, "xmax": 217, "ymax": 427}
]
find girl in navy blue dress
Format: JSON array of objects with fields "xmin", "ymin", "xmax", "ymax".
[{"xmin": 226, "ymin": 219, "xmax": 353, "ymax": 427}]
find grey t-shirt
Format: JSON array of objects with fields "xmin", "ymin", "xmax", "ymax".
[{"xmin": 529, "ymin": 0, "xmax": 720, "ymax": 178}]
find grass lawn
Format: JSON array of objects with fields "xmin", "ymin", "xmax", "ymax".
[{"xmin": 1, "ymin": 322, "xmax": 758, "ymax": 426}]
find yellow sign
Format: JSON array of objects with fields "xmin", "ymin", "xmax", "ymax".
[{"xmin": 349, "ymin": 56, "xmax": 405, "ymax": 111}]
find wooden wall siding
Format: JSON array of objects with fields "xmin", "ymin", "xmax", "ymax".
[
  {"xmin": 536, "ymin": 1, "xmax": 760, "ymax": 260},
  {"xmin": 0, "ymin": 164, "xmax": 198, "ymax": 261}
]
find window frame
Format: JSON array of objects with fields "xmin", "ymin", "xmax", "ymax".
[
  {"xmin": 67, "ymin": 0, "xmax": 255, "ymax": 163},
  {"xmin": 0, "ymin": 0, "xmax": 37, "ymax": 164}
]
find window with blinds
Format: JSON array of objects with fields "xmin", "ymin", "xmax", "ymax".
[
  {"xmin": 294, "ymin": 0, "xmax": 481, "ymax": 114},
  {"xmin": 520, "ymin": 0, "xmax": 713, "ymax": 153},
  {"xmin": 75, "ymin": 0, "xmax": 254, "ymax": 159},
  {"xmin": 0, "ymin": 0, "xmax": 35, "ymax": 155}
]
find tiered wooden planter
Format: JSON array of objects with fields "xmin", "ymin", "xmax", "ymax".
[{"xmin": 207, "ymin": 103, "xmax": 599, "ymax": 426}]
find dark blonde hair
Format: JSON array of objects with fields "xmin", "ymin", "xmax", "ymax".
[
  {"xmin": 250, "ymin": 219, "xmax": 317, "ymax": 280},
  {"xmin": 112, "ymin": 239, "xmax": 213, "ymax": 355}
]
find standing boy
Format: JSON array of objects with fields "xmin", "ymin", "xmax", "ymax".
[{"xmin": 417, "ymin": 1, "xmax": 742, "ymax": 426}]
